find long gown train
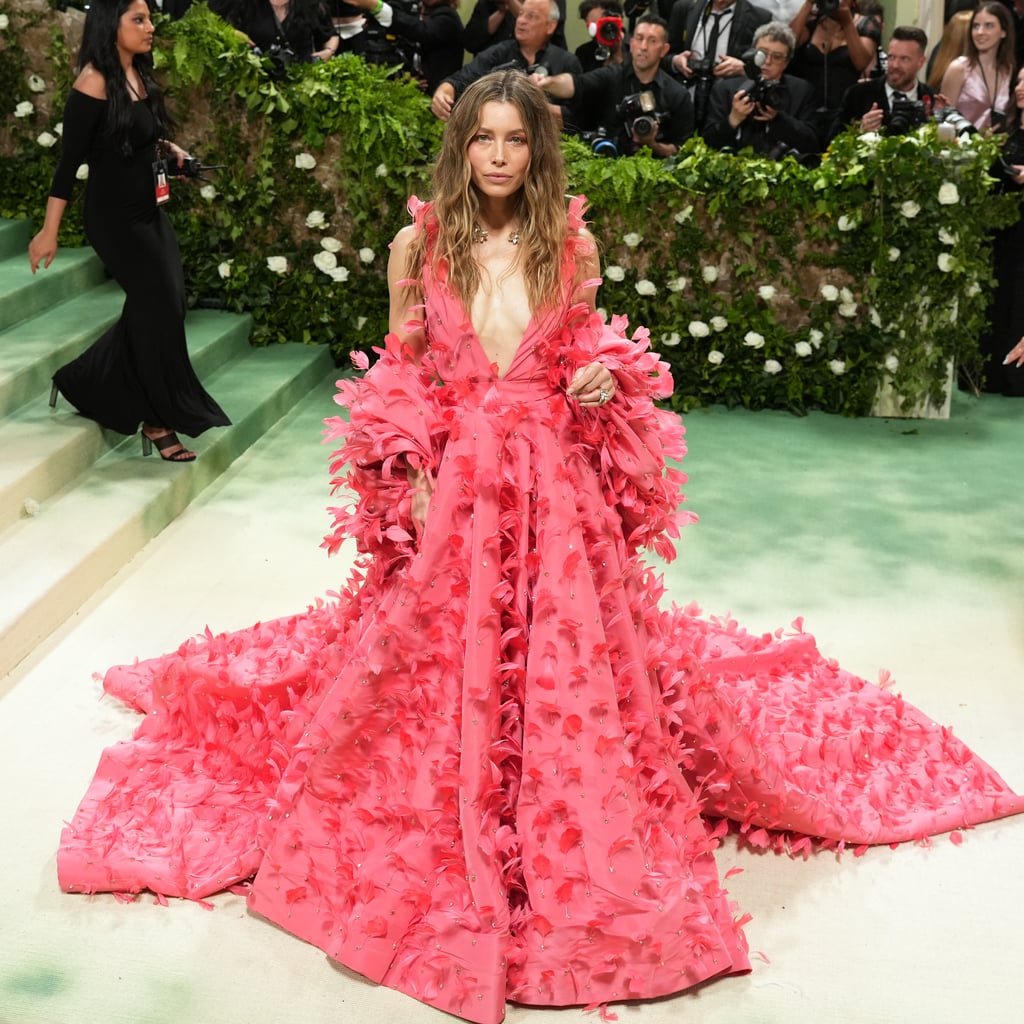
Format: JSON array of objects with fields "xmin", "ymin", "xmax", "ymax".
[{"xmin": 57, "ymin": 197, "xmax": 1023, "ymax": 1023}]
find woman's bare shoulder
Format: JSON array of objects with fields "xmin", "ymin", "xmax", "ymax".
[{"xmin": 72, "ymin": 65, "xmax": 107, "ymax": 100}]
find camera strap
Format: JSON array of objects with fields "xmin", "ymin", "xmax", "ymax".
[{"xmin": 699, "ymin": 4, "xmax": 733, "ymax": 61}]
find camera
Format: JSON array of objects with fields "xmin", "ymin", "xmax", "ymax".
[
  {"xmin": 617, "ymin": 91, "xmax": 660, "ymax": 138},
  {"xmin": 934, "ymin": 105, "xmax": 977, "ymax": 139},
  {"xmin": 887, "ymin": 96, "xmax": 928, "ymax": 135},
  {"xmin": 684, "ymin": 52, "xmax": 718, "ymax": 128},
  {"xmin": 579, "ymin": 127, "xmax": 620, "ymax": 157},
  {"xmin": 741, "ymin": 49, "xmax": 785, "ymax": 111},
  {"xmin": 815, "ymin": 0, "xmax": 842, "ymax": 17},
  {"xmin": 592, "ymin": 15, "xmax": 623, "ymax": 47},
  {"xmin": 154, "ymin": 157, "xmax": 222, "ymax": 183},
  {"xmin": 265, "ymin": 42, "xmax": 299, "ymax": 78}
]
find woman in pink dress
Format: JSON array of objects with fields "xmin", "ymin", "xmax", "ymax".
[{"xmin": 58, "ymin": 70, "xmax": 1024, "ymax": 1023}]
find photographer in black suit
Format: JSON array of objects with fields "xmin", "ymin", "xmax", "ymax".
[
  {"xmin": 702, "ymin": 20, "xmax": 820, "ymax": 156},
  {"xmin": 830, "ymin": 25, "xmax": 936, "ymax": 139}
]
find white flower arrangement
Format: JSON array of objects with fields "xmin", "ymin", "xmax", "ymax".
[
  {"xmin": 794, "ymin": 341, "xmax": 813, "ymax": 357},
  {"xmin": 820, "ymin": 284, "xmax": 839, "ymax": 301},
  {"xmin": 320, "ymin": 237, "xmax": 342, "ymax": 253},
  {"xmin": 764, "ymin": 359, "xmax": 782, "ymax": 375},
  {"xmin": 635, "ymin": 279, "xmax": 656, "ymax": 296},
  {"xmin": 623, "ymin": 232, "xmax": 641, "ymax": 248},
  {"xmin": 217, "ymin": 260, "xmax": 233, "ymax": 279},
  {"xmin": 660, "ymin": 331, "xmax": 681, "ymax": 346},
  {"xmin": 359, "ymin": 247, "xmax": 376, "ymax": 264},
  {"xmin": 743, "ymin": 331, "xmax": 765, "ymax": 349},
  {"xmin": 937, "ymin": 182, "xmax": 959, "ymax": 205},
  {"xmin": 294, "ymin": 152, "xmax": 317, "ymax": 170},
  {"xmin": 900, "ymin": 200, "xmax": 921, "ymax": 218},
  {"xmin": 666, "ymin": 275, "xmax": 687, "ymax": 292},
  {"xmin": 707, "ymin": 349, "xmax": 725, "ymax": 365},
  {"xmin": 37, "ymin": 131, "xmax": 57, "ymax": 148},
  {"xmin": 688, "ymin": 320, "xmax": 710, "ymax": 338},
  {"xmin": 710, "ymin": 316, "xmax": 728, "ymax": 332},
  {"xmin": 605, "ymin": 264, "xmax": 625, "ymax": 282},
  {"xmin": 27, "ymin": 74, "xmax": 45, "ymax": 94},
  {"xmin": 757, "ymin": 284, "xmax": 776, "ymax": 301},
  {"xmin": 701, "ymin": 265, "xmax": 719, "ymax": 283},
  {"xmin": 305, "ymin": 210, "xmax": 327, "ymax": 229},
  {"xmin": 313, "ymin": 250, "xmax": 338, "ymax": 275},
  {"xmin": 14, "ymin": 101, "xmax": 33, "ymax": 118},
  {"xmin": 829, "ymin": 359, "xmax": 846, "ymax": 375},
  {"xmin": 266, "ymin": 256, "xmax": 288, "ymax": 274}
]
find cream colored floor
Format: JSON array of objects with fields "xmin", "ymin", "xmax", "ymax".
[{"xmin": 1, "ymin": 382, "xmax": 1022, "ymax": 1024}]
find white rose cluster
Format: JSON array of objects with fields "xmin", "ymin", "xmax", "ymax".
[
  {"xmin": 688, "ymin": 320, "xmax": 710, "ymax": 338},
  {"xmin": 14, "ymin": 101, "xmax": 33, "ymax": 118},
  {"xmin": 820, "ymin": 284, "xmax": 839, "ymax": 302},
  {"xmin": 321, "ymin": 237, "xmax": 342, "ymax": 253}
]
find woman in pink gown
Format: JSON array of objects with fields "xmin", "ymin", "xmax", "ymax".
[{"xmin": 58, "ymin": 71, "xmax": 1024, "ymax": 1023}]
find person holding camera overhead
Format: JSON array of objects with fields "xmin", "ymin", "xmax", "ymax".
[
  {"xmin": 212, "ymin": 0, "xmax": 339, "ymax": 64},
  {"xmin": 431, "ymin": 0, "xmax": 581, "ymax": 124},
  {"xmin": 341, "ymin": 0, "xmax": 465, "ymax": 93},
  {"xmin": 702, "ymin": 20, "xmax": 820, "ymax": 156},
  {"xmin": 539, "ymin": 14, "xmax": 694, "ymax": 155},
  {"xmin": 27, "ymin": 0, "xmax": 229, "ymax": 463},
  {"xmin": 829, "ymin": 25, "xmax": 937, "ymax": 139},
  {"xmin": 574, "ymin": 0, "xmax": 627, "ymax": 72}
]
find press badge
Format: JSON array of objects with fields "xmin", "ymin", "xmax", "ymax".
[{"xmin": 154, "ymin": 162, "xmax": 170, "ymax": 205}]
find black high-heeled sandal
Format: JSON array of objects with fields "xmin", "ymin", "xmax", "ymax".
[{"xmin": 141, "ymin": 430, "xmax": 196, "ymax": 463}]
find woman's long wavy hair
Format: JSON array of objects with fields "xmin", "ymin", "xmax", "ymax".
[
  {"xmin": 927, "ymin": 10, "xmax": 973, "ymax": 90},
  {"xmin": 407, "ymin": 71, "xmax": 570, "ymax": 315},
  {"xmin": 966, "ymin": 2, "xmax": 1016, "ymax": 75},
  {"xmin": 78, "ymin": 0, "xmax": 173, "ymax": 156}
]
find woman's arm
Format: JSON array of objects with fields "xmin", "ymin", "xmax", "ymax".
[
  {"xmin": 386, "ymin": 225, "xmax": 427, "ymax": 359},
  {"xmin": 940, "ymin": 57, "xmax": 967, "ymax": 109},
  {"xmin": 790, "ymin": 0, "xmax": 815, "ymax": 48},
  {"xmin": 835, "ymin": 1, "xmax": 876, "ymax": 72}
]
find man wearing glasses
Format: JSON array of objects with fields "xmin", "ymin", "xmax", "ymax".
[{"xmin": 702, "ymin": 20, "xmax": 820, "ymax": 157}]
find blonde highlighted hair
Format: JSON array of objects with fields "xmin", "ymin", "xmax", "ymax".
[{"xmin": 406, "ymin": 71, "xmax": 570, "ymax": 314}]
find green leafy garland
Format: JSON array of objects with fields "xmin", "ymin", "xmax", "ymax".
[{"xmin": 2, "ymin": 1, "xmax": 1020, "ymax": 415}]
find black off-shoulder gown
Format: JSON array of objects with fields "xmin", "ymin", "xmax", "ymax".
[{"xmin": 49, "ymin": 90, "xmax": 230, "ymax": 437}]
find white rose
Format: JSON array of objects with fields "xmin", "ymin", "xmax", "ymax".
[
  {"xmin": 375, "ymin": 163, "xmax": 388, "ymax": 177},
  {"xmin": 820, "ymin": 284, "xmax": 839, "ymax": 301},
  {"xmin": 743, "ymin": 331, "xmax": 765, "ymax": 349},
  {"xmin": 937, "ymin": 253, "xmax": 954, "ymax": 272},
  {"xmin": 937, "ymin": 182, "xmax": 959, "ymax": 205},
  {"xmin": 674, "ymin": 205, "xmax": 693, "ymax": 224},
  {"xmin": 757, "ymin": 284, "xmax": 776, "ymax": 301},
  {"xmin": 838, "ymin": 301, "xmax": 858, "ymax": 317},
  {"xmin": 320, "ymin": 236, "xmax": 342, "ymax": 253},
  {"xmin": 635, "ymin": 279, "xmax": 657, "ymax": 296},
  {"xmin": 313, "ymin": 250, "xmax": 338, "ymax": 274},
  {"xmin": 75, "ymin": 164, "xmax": 88, "ymax": 180},
  {"xmin": 869, "ymin": 306, "xmax": 882, "ymax": 327},
  {"xmin": 900, "ymin": 201, "xmax": 920, "ymax": 219},
  {"xmin": 839, "ymin": 286, "xmax": 853, "ymax": 304},
  {"xmin": 938, "ymin": 228, "xmax": 957, "ymax": 245},
  {"xmin": 200, "ymin": 184, "xmax": 217, "ymax": 201},
  {"xmin": 605, "ymin": 264, "xmax": 625, "ymax": 282},
  {"xmin": 217, "ymin": 260, "xmax": 233, "ymax": 279},
  {"xmin": 294, "ymin": 152, "xmax": 317, "ymax": 170},
  {"xmin": 37, "ymin": 131, "xmax": 57, "ymax": 148},
  {"xmin": 809, "ymin": 328, "xmax": 823, "ymax": 348},
  {"xmin": 884, "ymin": 354, "xmax": 899, "ymax": 373},
  {"xmin": 14, "ymin": 101, "xmax": 33, "ymax": 118},
  {"xmin": 794, "ymin": 341, "xmax": 813, "ymax": 357},
  {"xmin": 661, "ymin": 331, "xmax": 681, "ymax": 347},
  {"xmin": 888, "ymin": 246, "xmax": 901, "ymax": 262},
  {"xmin": 764, "ymin": 359, "xmax": 782, "ymax": 375},
  {"xmin": 666, "ymin": 275, "xmax": 688, "ymax": 292},
  {"xmin": 54, "ymin": 122, "xmax": 63, "ymax": 136},
  {"xmin": 330, "ymin": 265, "xmax": 350, "ymax": 283},
  {"xmin": 688, "ymin": 320, "xmax": 710, "ymax": 338},
  {"xmin": 28, "ymin": 74, "xmax": 46, "ymax": 94},
  {"xmin": 0, "ymin": 14, "xmax": 9, "ymax": 30},
  {"xmin": 829, "ymin": 359, "xmax": 846, "ymax": 375},
  {"xmin": 837, "ymin": 215, "xmax": 856, "ymax": 232},
  {"xmin": 859, "ymin": 131, "xmax": 881, "ymax": 146},
  {"xmin": 702, "ymin": 265, "xmax": 719, "ymax": 283},
  {"xmin": 305, "ymin": 210, "xmax": 326, "ymax": 229},
  {"xmin": 266, "ymin": 256, "xmax": 288, "ymax": 274},
  {"xmin": 707, "ymin": 349, "xmax": 725, "ymax": 365},
  {"xmin": 711, "ymin": 316, "xmax": 728, "ymax": 332},
  {"xmin": 966, "ymin": 281, "xmax": 981, "ymax": 297},
  {"xmin": 623, "ymin": 232, "xmax": 641, "ymax": 248},
  {"xmin": 359, "ymin": 247, "xmax": 375, "ymax": 264}
]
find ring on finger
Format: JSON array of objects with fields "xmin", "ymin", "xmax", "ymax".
[{"xmin": 598, "ymin": 388, "xmax": 610, "ymax": 404}]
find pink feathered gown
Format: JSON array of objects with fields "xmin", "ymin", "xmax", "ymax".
[{"xmin": 58, "ymin": 198, "xmax": 1024, "ymax": 1023}]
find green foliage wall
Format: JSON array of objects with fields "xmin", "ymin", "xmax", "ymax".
[{"xmin": 2, "ymin": 1, "xmax": 1020, "ymax": 415}]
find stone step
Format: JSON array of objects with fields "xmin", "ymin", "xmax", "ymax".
[{"xmin": 0, "ymin": 218, "xmax": 31, "ymax": 261}]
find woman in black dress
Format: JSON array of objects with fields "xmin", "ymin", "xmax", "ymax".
[{"xmin": 28, "ymin": 0, "xmax": 230, "ymax": 462}]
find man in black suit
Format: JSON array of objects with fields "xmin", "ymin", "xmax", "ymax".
[
  {"xmin": 830, "ymin": 25, "xmax": 936, "ymax": 140},
  {"xmin": 702, "ymin": 20, "xmax": 820, "ymax": 157}
]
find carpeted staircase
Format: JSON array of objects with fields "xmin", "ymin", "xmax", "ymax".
[{"xmin": 0, "ymin": 217, "xmax": 334, "ymax": 678}]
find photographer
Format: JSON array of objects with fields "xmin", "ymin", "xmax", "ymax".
[
  {"xmin": 341, "ymin": 0, "xmax": 465, "ymax": 92},
  {"xmin": 702, "ymin": 20, "xmax": 821, "ymax": 156},
  {"xmin": 212, "ymin": 0, "xmax": 339, "ymax": 64},
  {"xmin": 575, "ymin": 0, "xmax": 627, "ymax": 71},
  {"xmin": 431, "ymin": 0, "xmax": 581, "ymax": 122},
  {"xmin": 665, "ymin": 0, "xmax": 772, "ymax": 127},
  {"xmin": 540, "ymin": 14, "xmax": 694, "ymax": 155},
  {"xmin": 830, "ymin": 26, "xmax": 936, "ymax": 139},
  {"xmin": 463, "ymin": 0, "xmax": 568, "ymax": 52}
]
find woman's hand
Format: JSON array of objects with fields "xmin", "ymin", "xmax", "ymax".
[
  {"xmin": 161, "ymin": 140, "xmax": 190, "ymax": 168},
  {"xmin": 568, "ymin": 362, "xmax": 617, "ymax": 408},
  {"xmin": 28, "ymin": 228, "xmax": 58, "ymax": 274},
  {"xmin": 1005, "ymin": 337, "xmax": 1024, "ymax": 367},
  {"xmin": 407, "ymin": 466, "xmax": 434, "ymax": 533}
]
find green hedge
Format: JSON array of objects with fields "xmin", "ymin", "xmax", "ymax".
[{"xmin": 3, "ymin": 1, "xmax": 1020, "ymax": 415}]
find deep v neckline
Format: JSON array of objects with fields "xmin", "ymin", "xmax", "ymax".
[{"xmin": 460, "ymin": 293, "xmax": 539, "ymax": 381}]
